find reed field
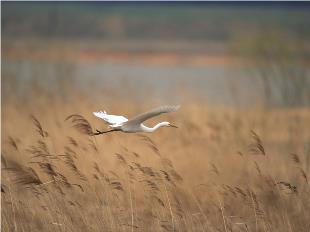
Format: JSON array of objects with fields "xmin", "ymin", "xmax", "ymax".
[
  {"xmin": 2, "ymin": 2, "xmax": 310, "ymax": 232},
  {"xmin": 2, "ymin": 87, "xmax": 310, "ymax": 232}
]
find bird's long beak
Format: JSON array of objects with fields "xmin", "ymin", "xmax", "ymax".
[{"xmin": 170, "ymin": 124, "xmax": 178, "ymax": 128}]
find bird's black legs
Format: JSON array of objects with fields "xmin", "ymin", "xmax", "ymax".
[{"xmin": 92, "ymin": 129, "xmax": 117, "ymax": 136}]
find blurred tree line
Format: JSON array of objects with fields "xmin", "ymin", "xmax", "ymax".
[{"xmin": 2, "ymin": 2, "xmax": 310, "ymax": 41}]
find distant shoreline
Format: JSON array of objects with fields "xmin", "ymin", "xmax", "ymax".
[{"xmin": 3, "ymin": 38, "xmax": 240, "ymax": 66}]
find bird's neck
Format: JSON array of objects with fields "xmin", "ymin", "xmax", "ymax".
[{"xmin": 143, "ymin": 122, "xmax": 167, "ymax": 132}]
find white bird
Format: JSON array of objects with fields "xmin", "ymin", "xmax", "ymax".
[{"xmin": 93, "ymin": 105, "xmax": 180, "ymax": 135}]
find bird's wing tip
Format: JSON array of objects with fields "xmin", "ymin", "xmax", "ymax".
[
  {"xmin": 93, "ymin": 110, "xmax": 107, "ymax": 114},
  {"xmin": 93, "ymin": 111, "xmax": 106, "ymax": 118}
]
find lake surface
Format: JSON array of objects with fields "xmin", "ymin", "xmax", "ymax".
[{"xmin": 3, "ymin": 59, "xmax": 263, "ymax": 107}]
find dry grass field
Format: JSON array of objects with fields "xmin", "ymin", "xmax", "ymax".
[
  {"xmin": 2, "ymin": 88, "xmax": 310, "ymax": 232},
  {"xmin": 2, "ymin": 2, "xmax": 310, "ymax": 231}
]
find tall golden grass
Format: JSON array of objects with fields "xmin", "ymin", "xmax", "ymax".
[{"xmin": 2, "ymin": 89, "xmax": 310, "ymax": 232}]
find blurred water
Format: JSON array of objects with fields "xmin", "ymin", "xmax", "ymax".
[{"xmin": 3, "ymin": 60, "xmax": 260, "ymax": 107}]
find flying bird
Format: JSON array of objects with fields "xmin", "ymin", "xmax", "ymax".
[{"xmin": 93, "ymin": 105, "xmax": 180, "ymax": 135}]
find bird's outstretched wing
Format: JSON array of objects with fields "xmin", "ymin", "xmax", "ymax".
[
  {"xmin": 126, "ymin": 105, "xmax": 180, "ymax": 125},
  {"xmin": 93, "ymin": 111, "xmax": 128, "ymax": 125}
]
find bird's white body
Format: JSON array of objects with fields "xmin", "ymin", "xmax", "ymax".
[{"xmin": 93, "ymin": 105, "xmax": 179, "ymax": 134}]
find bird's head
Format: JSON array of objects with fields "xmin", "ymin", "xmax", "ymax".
[{"xmin": 161, "ymin": 121, "xmax": 178, "ymax": 128}]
